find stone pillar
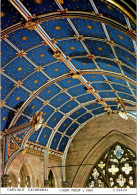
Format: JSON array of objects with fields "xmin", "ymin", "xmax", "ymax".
[
  {"xmin": 44, "ymin": 180, "xmax": 49, "ymax": 188},
  {"xmin": 1, "ymin": 175, "xmax": 10, "ymax": 187},
  {"xmin": 62, "ymin": 181, "xmax": 68, "ymax": 188}
]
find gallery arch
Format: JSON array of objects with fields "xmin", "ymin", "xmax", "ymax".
[{"xmin": 18, "ymin": 164, "xmax": 31, "ymax": 188}]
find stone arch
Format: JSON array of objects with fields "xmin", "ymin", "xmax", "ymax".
[
  {"xmin": 72, "ymin": 130, "xmax": 136, "ymax": 187},
  {"xmin": 47, "ymin": 167, "xmax": 61, "ymax": 188},
  {"xmin": 48, "ymin": 170, "xmax": 55, "ymax": 188},
  {"xmin": 36, "ymin": 176, "xmax": 43, "ymax": 188},
  {"xmin": 19, "ymin": 157, "xmax": 35, "ymax": 187}
]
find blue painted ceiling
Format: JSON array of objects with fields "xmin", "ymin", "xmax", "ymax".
[{"xmin": 1, "ymin": 0, "xmax": 136, "ymax": 153}]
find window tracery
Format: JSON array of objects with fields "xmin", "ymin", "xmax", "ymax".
[{"xmin": 86, "ymin": 143, "xmax": 136, "ymax": 188}]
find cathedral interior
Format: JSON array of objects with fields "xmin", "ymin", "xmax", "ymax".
[{"xmin": 1, "ymin": 0, "xmax": 136, "ymax": 188}]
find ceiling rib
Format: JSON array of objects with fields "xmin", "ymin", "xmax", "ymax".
[
  {"xmin": 2, "ymin": 12, "xmax": 136, "ymax": 40},
  {"xmin": 6, "ymin": 0, "xmax": 117, "ymax": 137}
]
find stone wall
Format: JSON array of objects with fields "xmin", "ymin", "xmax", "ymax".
[{"xmin": 65, "ymin": 114, "xmax": 136, "ymax": 187}]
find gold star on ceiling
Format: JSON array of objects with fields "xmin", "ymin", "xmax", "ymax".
[
  {"xmin": 125, "ymin": 57, "xmax": 130, "ymax": 61},
  {"xmin": 47, "ymin": 90, "xmax": 51, "ymax": 94},
  {"xmin": 70, "ymin": 46, "xmax": 75, "ymax": 50},
  {"xmin": 55, "ymin": 26, "xmax": 61, "ymax": 30},
  {"xmin": 86, "ymin": 25, "xmax": 93, "ymax": 30},
  {"xmin": 17, "ymin": 67, "xmax": 22, "ymax": 71},
  {"xmin": 107, "ymin": 4, "xmax": 113, "ymax": 10},
  {"xmin": 54, "ymin": 68, "xmax": 59, "ymax": 72},
  {"xmin": 118, "ymin": 35, "xmax": 124, "ymax": 40},
  {"xmin": 2, "ymin": 116, "xmax": 6, "ymax": 121},
  {"xmin": 22, "ymin": 36, "xmax": 28, "ymax": 41},
  {"xmin": 56, "ymin": 0, "xmax": 64, "ymax": 4},
  {"xmin": 16, "ymin": 96, "xmax": 20, "ymax": 101},
  {"xmin": 107, "ymin": 64, "xmax": 111, "ymax": 67},
  {"xmin": 98, "ymin": 47, "xmax": 103, "ymax": 51},
  {"xmin": 34, "ymin": 0, "xmax": 43, "ymax": 4},
  {"xmin": 33, "ymin": 80, "xmax": 38, "ymax": 84},
  {"xmin": 40, "ymin": 54, "xmax": 45, "ymax": 58},
  {"xmin": 1, "ymin": 12, "xmax": 6, "ymax": 17}
]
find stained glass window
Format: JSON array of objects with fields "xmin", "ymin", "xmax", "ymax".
[{"xmin": 86, "ymin": 143, "xmax": 136, "ymax": 188}]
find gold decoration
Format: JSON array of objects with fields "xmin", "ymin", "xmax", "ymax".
[
  {"xmin": 43, "ymin": 122, "xmax": 47, "ymax": 128},
  {"xmin": 22, "ymin": 149, "xmax": 26, "ymax": 154},
  {"xmin": 43, "ymin": 100, "xmax": 49, "ymax": 106},
  {"xmin": 96, "ymin": 99, "xmax": 104, "ymax": 104},
  {"xmin": 0, "ymin": 68, "xmax": 5, "ymax": 73},
  {"xmin": 53, "ymin": 50, "xmax": 63, "ymax": 60},
  {"xmin": 72, "ymin": 119, "xmax": 77, "ymax": 123},
  {"xmin": 34, "ymin": 0, "xmax": 43, "ymax": 4},
  {"xmin": 74, "ymin": 34, "xmax": 85, "ymax": 41},
  {"xmin": 56, "ymin": 0, "xmax": 64, "ymax": 4},
  {"xmin": 103, "ymin": 107, "xmax": 110, "ymax": 111},
  {"xmin": 60, "ymin": 88, "xmax": 68, "ymax": 93},
  {"xmin": 14, "ymin": 80, "xmax": 23, "ymax": 88},
  {"xmin": 34, "ymin": 65, "xmax": 44, "ymax": 73},
  {"xmin": 106, "ymin": 40, "xmax": 114, "ymax": 45},
  {"xmin": 72, "ymin": 73, "xmax": 81, "ymax": 79},
  {"xmin": 61, "ymin": 133, "xmax": 65, "ymax": 137},
  {"xmin": 86, "ymin": 88, "xmax": 94, "ymax": 93},
  {"xmin": 51, "ymin": 38, "xmax": 58, "ymax": 44},
  {"xmin": 16, "ymin": 49, "xmax": 27, "ymax": 58},
  {"xmin": 29, "ymin": 90, "xmax": 36, "ymax": 96},
  {"xmin": 24, "ymin": 20, "xmax": 38, "ymax": 31}
]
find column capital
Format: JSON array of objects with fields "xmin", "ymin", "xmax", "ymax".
[
  {"xmin": 44, "ymin": 180, "xmax": 49, "ymax": 188},
  {"xmin": 62, "ymin": 181, "xmax": 68, "ymax": 188},
  {"xmin": 1, "ymin": 174, "xmax": 10, "ymax": 187}
]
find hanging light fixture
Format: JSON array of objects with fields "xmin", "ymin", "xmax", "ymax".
[{"xmin": 116, "ymin": 97, "xmax": 128, "ymax": 120}]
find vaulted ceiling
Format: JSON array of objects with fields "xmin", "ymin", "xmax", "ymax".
[{"xmin": 1, "ymin": 0, "xmax": 136, "ymax": 153}]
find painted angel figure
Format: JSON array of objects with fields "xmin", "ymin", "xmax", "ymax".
[
  {"xmin": 31, "ymin": 111, "xmax": 44, "ymax": 131},
  {"xmin": 116, "ymin": 97, "xmax": 128, "ymax": 120}
]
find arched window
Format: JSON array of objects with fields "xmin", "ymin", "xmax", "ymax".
[
  {"xmin": 18, "ymin": 164, "xmax": 31, "ymax": 187},
  {"xmin": 86, "ymin": 143, "xmax": 136, "ymax": 188},
  {"xmin": 48, "ymin": 170, "xmax": 55, "ymax": 188}
]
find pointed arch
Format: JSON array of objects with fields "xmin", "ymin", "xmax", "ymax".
[
  {"xmin": 48, "ymin": 170, "xmax": 55, "ymax": 188},
  {"xmin": 72, "ymin": 130, "xmax": 136, "ymax": 187}
]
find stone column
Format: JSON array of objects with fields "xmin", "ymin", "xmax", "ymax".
[
  {"xmin": 44, "ymin": 180, "xmax": 49, "ymax": 188},
  {"xmin": 1, "ymin": 175, "xmax": 10, "ymax": 187},
  {"xmin": 62, "ymin": 181, "xmax": 68, "ymax": 188}
]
